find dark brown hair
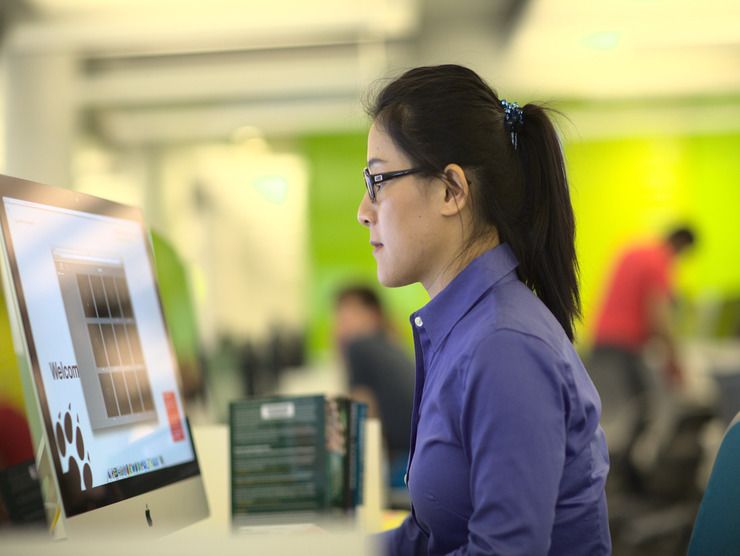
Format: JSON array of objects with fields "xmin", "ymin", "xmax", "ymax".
[
  {"xmin": 335, "ymin": 284, "xmax": 383, "ymax": 316},
  {"xmin": 367, "ymin": 64, "xmax": 581, "ymax": 340},
  {"xmin": 667, "ymin": 226, "xmax": 696, "ymax": 253}
]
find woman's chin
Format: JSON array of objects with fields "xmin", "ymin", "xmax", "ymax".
[{"xmin": 377, "ymin": 268, "xmax": 412, "ymax": 289}]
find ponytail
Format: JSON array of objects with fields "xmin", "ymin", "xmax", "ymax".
[{"xmin": 510, "ymin": 105, "xmax": 580, "ymax": 341}]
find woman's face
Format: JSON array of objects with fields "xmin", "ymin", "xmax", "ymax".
[{"xmin": 358, "ymin": 123, "xmax": 446, "ymax": 289}]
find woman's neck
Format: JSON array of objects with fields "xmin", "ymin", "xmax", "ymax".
[{"xmin": 424, "ymin": 233, "xmax": 500, "ymax": 299}]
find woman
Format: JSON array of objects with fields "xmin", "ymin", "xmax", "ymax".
[{"xmin": 357, "ymin": 65, "xmax": 611, "ymax": 555}]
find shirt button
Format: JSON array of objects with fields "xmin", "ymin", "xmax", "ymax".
[{"xmin": 414, "ymin": 316, "xmax": 423, "ymax": 327}]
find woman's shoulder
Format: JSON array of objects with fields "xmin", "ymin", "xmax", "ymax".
[
  {"xmin": 461, "ymin": 279, "xmax": 571, "ymax": 358},
  {"xmin": 448, "ymin": 283, "xmax": 579, "ymax": 386}
]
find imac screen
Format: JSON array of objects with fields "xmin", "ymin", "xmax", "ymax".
[{"xmin": 0, "ymin": 181, "xmax": 198, "ymax": 517}]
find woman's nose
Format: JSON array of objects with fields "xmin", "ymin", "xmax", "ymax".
[{"xmin": 357, "ymin": 191, "xmax": 374, "ymax": 227}]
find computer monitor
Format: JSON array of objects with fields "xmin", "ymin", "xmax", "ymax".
[{"xmin": 0, "ymin": 174, "xmax": 208, "ymax": 538}]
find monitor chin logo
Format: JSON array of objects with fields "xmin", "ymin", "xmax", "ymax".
[{"xmin": 54, "ymin": 403, "xmax": 93, "ymax": 492}]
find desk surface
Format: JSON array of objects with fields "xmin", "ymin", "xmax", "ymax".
[
  {"xmin": 1, "ymin": 422, "xmax": 392, "ymax": 554},
  {"xmin": 178, "ymin": 421, "xmax": 390, "ymax": 536}
]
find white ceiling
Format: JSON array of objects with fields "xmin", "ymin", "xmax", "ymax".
[
  {"xmin": 6, "ymin": 0, "xmax": 740, "ymax": 144},
  {"xmin": 504, "ymin": 0, "xmax": 740, "ymax": 98}
]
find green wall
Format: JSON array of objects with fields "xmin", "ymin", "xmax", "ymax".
[
  {"xmin": 1, "ymin": 129, "xmax": 738, "ymax": 381},
  {"xmin": 302, "ymin": 129, "xmax": 740, "ymax": 356},
  {"xmin": 150, "ymin": 230, "xmax": 203, "ymax": 395},
  {"xmin": 567, "ymin": 132, "xmax": 740, "ymax": 342},
  {"xmin": 300, "ymin": 132, "xmax": 427, "ymax": 360}
]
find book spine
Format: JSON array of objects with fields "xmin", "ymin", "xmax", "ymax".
[
  {"xmin": 354, "ymin": 402, "xmax": 367, "ymax": 507},
  {"xmin": 346, "ymin": 401, "xmax": 357, "ymax": 510}
]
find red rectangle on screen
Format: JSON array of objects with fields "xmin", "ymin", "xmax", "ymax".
[{"xmin": 163, "ymin": 391, "xmax": 184, "ymax": 442}]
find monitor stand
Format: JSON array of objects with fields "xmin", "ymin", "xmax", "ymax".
[{"xmin": 34, "ymin": 435, "xmax": 66, "ymax": 539}]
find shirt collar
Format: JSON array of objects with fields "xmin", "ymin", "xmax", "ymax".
[{"xmin": 411, "ymin": 243, "xmax": 519, "ymax": 351}]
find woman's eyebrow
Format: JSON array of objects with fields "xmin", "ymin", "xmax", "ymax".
[{"xmin": 367, "ymin": 157, "xmax": 386, "ymax": 169}]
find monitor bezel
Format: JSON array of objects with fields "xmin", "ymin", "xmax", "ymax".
[{"xmin": 0, "ymin": 174, "xmax": 202, "ymax": 518}]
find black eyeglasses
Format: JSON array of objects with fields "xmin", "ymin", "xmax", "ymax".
[{"xmin": 363, "ymin": 167, "xmax": 423, "ymax": 203}]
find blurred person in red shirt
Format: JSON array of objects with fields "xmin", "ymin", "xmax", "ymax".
[
  {"xmin": 589, "ymin": 227, "xmax": 696, "ymax": 493},
  {"xmin": 592, "ymin": 226, "xmax": 696, "ymax": 389}
]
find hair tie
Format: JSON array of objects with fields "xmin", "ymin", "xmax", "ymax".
[{"xmin": 500, "ymin": 99, "xmax": 524, "ymax": 150}]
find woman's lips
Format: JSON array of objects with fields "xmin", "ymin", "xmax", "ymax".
[{"xmin": 370, "ymin": 241, "xmax": 383, "ymax": 253}]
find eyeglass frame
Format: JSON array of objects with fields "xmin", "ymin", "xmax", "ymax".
[{"xmin": 363, "ymin": 167, "xmax": 423, "ymax": 203}]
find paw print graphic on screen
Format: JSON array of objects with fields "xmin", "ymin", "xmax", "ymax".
[{"xmin": 55, "ymin": 403, "xmax": 93, "ymax": 492}]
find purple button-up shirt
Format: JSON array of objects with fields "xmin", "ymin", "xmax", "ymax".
[{"xmin": 383, "ymin": 243, "xmax": 611, "ymax": 555}]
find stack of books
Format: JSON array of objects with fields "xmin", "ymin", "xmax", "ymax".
[{"xmin": 230, "ymin": 395, "xmax": 367, "ymax": 524}]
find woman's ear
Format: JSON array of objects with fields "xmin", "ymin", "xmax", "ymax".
[{"xmin": 439, "ymin": 163, "xmax": 471, "ymax": 217}]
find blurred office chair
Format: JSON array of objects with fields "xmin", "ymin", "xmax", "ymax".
[
  {"xmin": 585, "ymin": 346, "xmax": 650, "ymax": 492},
  {"xmin": 586, "ymin": 347, "xmax": 713, "ymax": 555},
  {"xmin": 687, "ymin": 412, "xmax": 740, "ymax": 556}
]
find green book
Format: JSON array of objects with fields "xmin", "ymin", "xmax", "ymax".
[
  {"xmin": 230, "ymin": 395, "xmax": 366, "ymax": 524},
  {"xmin": 231, "ymin": 395, "xmax": 327, "ymax": 519}
]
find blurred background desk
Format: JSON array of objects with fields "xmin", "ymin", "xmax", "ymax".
[{"xmin": 684, "ymin": 340, "xmax": 740, "ymax": 425}]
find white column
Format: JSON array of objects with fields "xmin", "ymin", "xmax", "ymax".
[{"xmin": 5, "ymin": 48, "xmax": 77, "ymax": 187}]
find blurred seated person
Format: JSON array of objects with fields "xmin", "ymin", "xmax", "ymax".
[{"xmin": 333, "ymin": 285, "xmax": 414, "ymax": 491}]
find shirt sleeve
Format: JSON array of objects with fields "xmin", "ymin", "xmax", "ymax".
[
  {"xmin": 451, "ymin": 329, "xmax": 569, "ymax": 556},
  {"xmin": 380, "ymin": 514, "xmax": 428, "ymax": 556}
]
